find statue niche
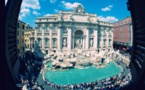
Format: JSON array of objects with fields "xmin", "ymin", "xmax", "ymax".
[
  {"xmin": 75, "ymin": 38, "xmax": 82, "ymax": 49},
  {"xmin": 90, "ymin": 38, "xmax": 93, "ymax": 47},
  {"xmin": 63, "ymin": 38, "xmax": 67, "ymax": 48}
]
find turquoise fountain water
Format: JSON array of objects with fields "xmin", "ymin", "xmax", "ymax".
[{"xmin": 44, "ymin": 62, "xmax": 122, "ymax": 85}]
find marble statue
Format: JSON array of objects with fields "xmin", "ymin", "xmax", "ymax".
[
  {"xmin": 63, "ymin": 38, "xmax": 67, "ymax": 47},
  {"xmin": 59, "ymin": 13, "xmax": 63, "ymax": 21},
  {"xmin": 75, "ymin": 38, "xmax": 82, "ymax": 49},
  {"xmin": 90, "ymin": 39, "xmax": 93, "ymax": 47}
]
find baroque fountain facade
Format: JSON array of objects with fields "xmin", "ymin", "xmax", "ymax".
[
  {"xmin": 31, "ymin": 5, "xmax": 117, "ymax": 70},
  {"xmin": 33, "ymin": 5, "xmax": 113, "ymax": 55},
  {"xmin": 43, "ymin": 49, "xmax": 117, "ymax": 69}
]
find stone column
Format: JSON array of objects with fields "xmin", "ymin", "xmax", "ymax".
[
  {"xmin": 85, "ymin": 27, "xmax": 89, "ymax": 49},
  {"xmin": 42, "ymin": 28, "xmax": 44, "ymax": 50},
  {"xmin": 100, "ymin": 38, "xmax": 103, "ymax": 49},
  {"xmin": 57, "ymin": 26, "xmax": 62, "ymax": 50},
  {"xmin": 111, "ymin": 30, "xmax": 113, "ymax": 46},
  {"xmin": 82, "ymin": 38, "xmax": 84, "ymax": 49},
  {"xmin": 94, "ymin": 28, "xmax": 98, "ymax": 49},
  {"xmin": 67, "ymin": 26, "xmax": 72, "ymax": 50},
  {"xmin": 100, "ymin": 31, "xmax": 103, "ymax": 49},
  {"xmin": 49, "ymin": 26, "xmax": 52, "ymax": 49},
  {"xmin": 106, "ymin": 31, "xmax": 109, "ymax": 49},
  {"xmin": 73, "ymin": 36, "xmax": 74, "ymax": 49}
]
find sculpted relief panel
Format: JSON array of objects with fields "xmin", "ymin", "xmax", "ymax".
[{"xmin": 73, "ymin": 15, "xmax": 88, "ymax": 22}]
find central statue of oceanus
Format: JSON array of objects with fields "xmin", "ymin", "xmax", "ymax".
[{"xmin": 75, "ymin": 38, "xmax": 82, "ymax": 49}]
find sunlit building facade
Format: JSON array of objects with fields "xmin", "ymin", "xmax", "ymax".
[
  {"xmin": 34, "ymin": 5, "xmax": 113, "ymax": 54},
  {"xmin": 113, "ymin": 17, "xmax": 133, "ymax": 50},
  {"xmin": 17, "ymin": 20, "xmax": 25, "ymax": 60},
  {"xmin": 24, "ymin": 25, "xmax": 35, "ymax": 50}
]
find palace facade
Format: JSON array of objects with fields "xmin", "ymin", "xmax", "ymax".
[{"xmin": 34, "ymin": 5, "xmax": 113, "ymax": 54}]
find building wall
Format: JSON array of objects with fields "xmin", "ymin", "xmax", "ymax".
[
  {"xmin": 113, "ymin": 17, "xmax": 132, "ymax": 47},
  {"xmin": 33, "ymin": 5, "xmax": 114, "ymax": 54},
  {"xmin": 24, "ymin": 28, "xmax": 35, "ymax": 49},
  {"xmin": 17, "ymin": 21, "xmax": 26, "ymax": 59}
]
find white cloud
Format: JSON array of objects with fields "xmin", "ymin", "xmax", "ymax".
[
  {"xmin": 19, "ymin": 7, "xmax": 30, "ymax": 20},
  {"xmin": 50, "ymin": 0, "xmax": 57, "ymax": 3},
  {"xmin": 20, "ymin": 0, "xmax": 40, "ymax": 19},
  {"xmin": 44, "ymin": 14, "xmax": 53, "ymax": 16},
  {"xmin": 101, "ymin": 5, "xmax": 113, "ymax": 12},
  {"xmin": 97, "ymin": 16, "xmax": 118, "ymax": 23},
  {"xmin": 54, "ymin": 9, "xmax": 59, "ymax": 13},
  {"xmin": 21, "ymin": 0, "xmax": 40, "ymax": 10},
  {"xmin": 61, "ymin": 1, "xmax": 82, "ymax": 9},
  {"xmin": 19, "ymin": 13, "xmax": 27, "ymax": 20},
  {"xmin": 20, "ymin": 7, "xmax": 30, "ymax": 13},
  {"xmin": 33, "ymin": 11, "xmax": 41, "ymax": 16}
]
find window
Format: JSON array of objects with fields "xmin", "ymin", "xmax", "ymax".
[
  {"xmin": 17, "ymin": 49, "xmax": 20, "ymax": 53},
  {"xmin": 22, "ymin": 25, "xmax": 25, "ymax": 29},
  {"xmin": 103, "ymin": 30, "xmax": 106, "ymax": 37},
  {"xmin": 17, "ymin": 40, "xmax": 19, "ymax": 44},
  {"xmin": 46, "ymin": 25, "xmax": 49, "ymax": 32},
  {"xmin": 46, "ymin": 50, "xmax": 48, "ymax": 54},
  {"xmin": 22, "ymin": 32, "xmax": 24, "ymax": 36},
  {"xmin": 22, "ymin": 39, "xmax": 24, "ymax": 43},
  {"xmin": 17, "ymin": 31, "xmax": 19, "ymax": 35},
  {"xmin": 45, "ymin": 38, "xmax": 49, "ymax": 45},
  {"xmin": 109, "ymin": 40, "xmax": 111, "ymax": 45},
  {"xmin": 37, "ymin": 39, "xmax": 41, "ymax": 45},
  {"xmin": 53, "ymin": 38, "xmax": 57, "ymax": 46},
  {"xmin": 17, "ymin": 23, "xmax": 19, "ymax": 28},
  {"xmin": 23, "ymin": 47, "xmax": 24, "ymax": 51},
  {"xmin": 38, "ymin": 25, "xmax": 41, "ymax": 32},
  {"xmin": 103, "ymin": 39, "xmax": 106, "ymax": 45},
  {"xmin": 32, "ymin": 32, "xmax": 35, "ymax": 36}
]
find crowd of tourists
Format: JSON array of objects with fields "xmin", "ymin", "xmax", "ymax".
[
  {"xmin": 16, "ymin": 51, "xmax": 45, "ymax": 90},
  {"xmin": 119, "ymin": 50, "xmax": 131, "ymax": 59},
  {"xmin": 43, "ymin": 60, "xmax": 132, "ymax": 90},
  {"xmin": 16, "ymin": 51, "xmax": 132, "ymax": 90}
]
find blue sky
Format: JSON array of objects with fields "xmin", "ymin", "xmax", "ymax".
[{"xmin": 19, "ymin": 0, "xmax": 130, "ymax": 28}]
